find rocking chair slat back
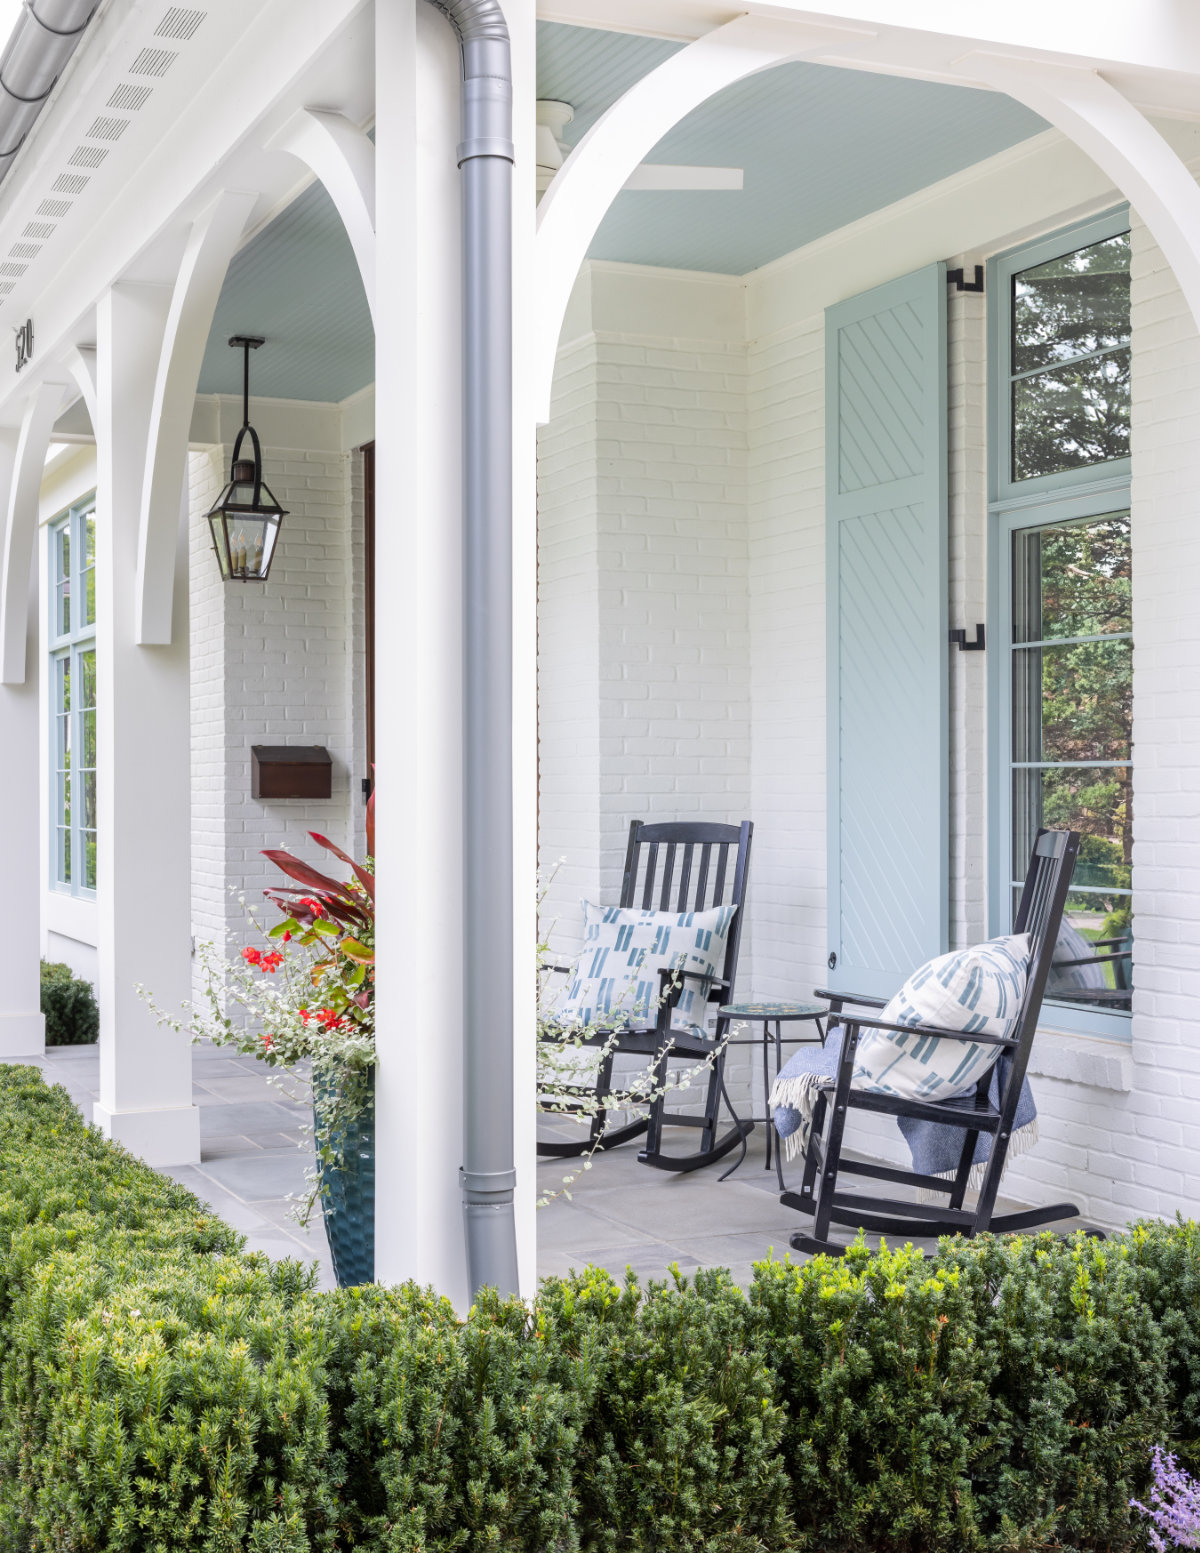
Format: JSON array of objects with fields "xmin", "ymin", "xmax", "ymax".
[
  {"xmin": 998, "ymin": 826, "xmax": 1081, "ymax": 1110},
  {"xmin": 620, "ymin": 819, "xmax": 753, "ymax": 993}
]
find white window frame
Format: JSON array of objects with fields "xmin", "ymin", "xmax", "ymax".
[
  {"xmin": 47, "ymin": 496, "xmax": 97, "ymax": 900},
  {"xmin": 987, "ymin": 207, "xmax": 1133, "ymax": 1040}
]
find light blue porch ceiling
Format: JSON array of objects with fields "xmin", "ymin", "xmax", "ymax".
[
  {"xmin": 197, "ymin": 179, "xmax": 374, "ymax": 403},
  {"xmin": 538, "ymin": 21, "xmax": 1048, "ymax": 275}
]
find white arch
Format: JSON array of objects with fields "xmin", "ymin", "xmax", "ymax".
[
  {"xmin": 67, "ymin": 345, "xmax": 98, "ymax": 429},
  {"xmin": 534, "ymin": 14, "xmax": 1200, "ymax": 422},
  {"xmin": 533, "ymin": 14, "xmax": 876, "ymax": 420},
  {"xmin": 136, "ymin": 188, "xmax": 258, "ymax": 646},
  {"xmin": 964, "ymin": 54, "xmax": 1200, "ymax": 329},
  {"xmin": 0, "ymin": 379, "xmax": 67, "ymax": 684},
  {"xmin": 267, "ymin": 108, "xmax": 376, "ymax": 324}
]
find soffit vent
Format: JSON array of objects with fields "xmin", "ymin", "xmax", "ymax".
[
  {"xmin": 51, "ymin": 173, "xmax": 88, "ymax": 194},
  {"xmin": 0, "ymin": 262, "xmax": 27, "ymax": 276},
  {"xmin": 85, "ymin": 116, "xmax": 129, "ymax": 141},
  {"xmin": 37, "ymin": 198, "xmax": 72, "ymax": 217},
  {"xmin": 129, "ymin": 47, "xmax": 177, "ymax": 77},
  {"xmin": 155, "ymin": 7, "xmax": 205, "ymax": 41},
  {"xmin": 9, "ymin": 242, "xmax": 40, "ymax": 258},
  {"xmin": 68, "ymin": 145, "xmax": 108, "ymax": 168},
  {"xmin": 23, "ymin": 222, "xmax": 55, "ymax": 238},
  {"xmin": 107, "ymin": 83, "xmax": 152, "ymax": 111},
  {"xmin": 0, "ymin": 283, "xmax": 15, "ymax": 296}
]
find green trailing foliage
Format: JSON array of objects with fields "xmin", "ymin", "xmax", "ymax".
[
  {"xmin": 39, "ymin": 957, "xmax": 100, "ymax": 1045},
  {"xmin": 0, "ymin": 1063, "xmax": 1193, "ymax": 1550}
]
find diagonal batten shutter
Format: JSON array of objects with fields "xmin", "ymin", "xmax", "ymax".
[{"xmin": 825, "ymin": 263, "xmax": 948, "ymax": 998}]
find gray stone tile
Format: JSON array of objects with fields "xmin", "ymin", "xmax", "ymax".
[
  {"xmin": 539, "ymin": 1243, "xmax": 701, "ymax": 1285},
  {"xmin": 199, "ymin": 1101, "xmax": 308, "ymax": 1135},
  {"xmin": 195, "ymin": 1149, "xmax": 314, "ymax": 1204},
  {"xmin": 537, "ymin": 1199, "xmax": 659, "ymax": 1255},
  {"xmin": 201, "ymin": 1134, "xmax": 264, "ymax": 1161},
  {"xmin": 197, "ymin": 1074, "xmax": 311, "ymax": 1105},
  {"xmin": 581, "ymin": 1177, "xmax": 792, "ymax": 1239}
]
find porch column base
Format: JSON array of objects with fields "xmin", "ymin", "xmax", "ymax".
[
  {"xmin": 0, "ymin": 1013, "xmax": 44, "ymax": 1059},
  {"xmin": 92, "ymin": 1100, "xmax": 201, "ymax": 1167}
]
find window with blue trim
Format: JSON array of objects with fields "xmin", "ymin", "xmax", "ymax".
[
  {"xmin": 48, "ymin": 498, "xmax": 97, "ymax": 897},
  {"xmin": 989, "ymin": 210, "xmax": 1133, "ymax": 1034}
]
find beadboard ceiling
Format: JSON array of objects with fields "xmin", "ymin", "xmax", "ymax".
[
  {"xmin": 197, "ymin": 176, "xmax": 373, "ymax": 403},
  {"xmin": 538, "ymin": 20, "xmax": 1048, "ymax": 275},
  {"xmin": 194, "ymin": 22, "xmax": 1047, "ymax": 403}
]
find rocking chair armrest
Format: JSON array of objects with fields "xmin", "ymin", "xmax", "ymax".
[{"xmin": 839, "ymin": 1011, "xmax": 1019, "ymax": 1049}]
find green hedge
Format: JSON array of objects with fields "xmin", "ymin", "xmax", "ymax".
[
  {"xmin": 0, "ymin": 1063, "xmax": 1191, "ymax": 1550},
  {"xmin": 39, "ymin": 958, "xmax": 100, "ymax": 1046}
]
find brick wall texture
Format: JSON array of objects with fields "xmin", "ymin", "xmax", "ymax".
[{"xmin": 188, "ymin": 442, "xmax": 367, "ymax": 993}]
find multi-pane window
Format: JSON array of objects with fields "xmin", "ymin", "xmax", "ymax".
[
  {"xmin": 991, "ymin": 212, "xmax": 1133, "ymax": 1029},
  {"xmin": 49, "ymin": 500, "xmax": 97, "ymax": 896}
]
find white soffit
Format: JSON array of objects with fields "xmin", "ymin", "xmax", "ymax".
[{"xmin": 538, "ymin": 19, "xmax": 1049, "ymax": 274}]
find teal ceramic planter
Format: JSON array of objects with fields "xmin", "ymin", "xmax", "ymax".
[{"xmin": 313, "ymin": 1068, "xmax": 375, "ymax": 1286}]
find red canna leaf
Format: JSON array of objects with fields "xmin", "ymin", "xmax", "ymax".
[
  {"xmin": 262, "ymin": 850, "xmax": 356, "ymax": 901},
  {"xmin": 308, "ymin": 832, "xmax": 375, "ymax": 902}
]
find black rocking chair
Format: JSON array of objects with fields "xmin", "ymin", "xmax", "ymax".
[
  {"xmin": 783, "ymin": 828, "xmax": 1084, "ymax": 1255},
  {"xmin": 538, "ymin": 819, "xmax": 754, "ymax": 1173}
]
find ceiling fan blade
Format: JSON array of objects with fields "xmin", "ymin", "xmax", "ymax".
[{"xmin": 621, "ymin": 164, "xmax": 744, "ymax": 192}]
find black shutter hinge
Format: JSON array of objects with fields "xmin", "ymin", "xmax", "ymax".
[
  {"xmin": 947, "ymin": 265, "xmax": 984, "ymax": 293},
  {"xmin": 950, "ymin": 624, "xmax": 986, "ymax": 652}
]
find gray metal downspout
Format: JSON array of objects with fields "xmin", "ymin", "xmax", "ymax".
[
  {"xmin": 0, "ymin": 1, "xmax": 98, "ymax": 189},
  {"xmin": 424, "ymin": 0, "xmax": 519, "ymax": 1300}
]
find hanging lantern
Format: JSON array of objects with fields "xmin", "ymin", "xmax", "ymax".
[{"xmin": 206, "ymin": 335, "xmax": 288, "ymax": 582}]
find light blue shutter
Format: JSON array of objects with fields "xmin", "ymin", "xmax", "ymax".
[{"xmin": 826, "ymin": 264, "xmax": 948, "ymax": 998}]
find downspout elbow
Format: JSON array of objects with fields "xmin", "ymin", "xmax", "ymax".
[{"xmin": 425, "ymin": 0, "xmax": 513, "ymax": 167}]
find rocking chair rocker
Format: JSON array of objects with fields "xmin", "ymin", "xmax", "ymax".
[
  {"xmin": 783, "ymin": 828, "xmax": 1084, "ymax": 1255},
  {"xmin": 538, "ymin": 819, "xmax": 754, "ymax": 1173}
]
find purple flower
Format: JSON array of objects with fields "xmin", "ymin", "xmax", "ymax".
[{"xmin": 1132, "ymin": 1447, "xmax": 1200, "ymax": 1550}]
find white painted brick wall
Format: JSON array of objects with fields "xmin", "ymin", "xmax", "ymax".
[
  {"xmin": 188, "ymin": 442, "xmax": 363, "ymax": 989},
  {"xmin": 947, "ymin": 259, "xmax": 989, "ymax": 951},
  {"xmin": 537, "ymin": 325, "xmax": 755, "ymax": 1108}
]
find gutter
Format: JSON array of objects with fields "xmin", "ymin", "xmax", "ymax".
[
  {"xmin": 0, "ymin": 0, "xmax": 98, "ymax": 187},
  {"xmin": 424, "ymin": 0, "xmax": 519, "ymax": 1300}
]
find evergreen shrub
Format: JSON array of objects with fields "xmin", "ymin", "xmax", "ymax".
[
  {"xmin": 0, "ymin": 1061, "xmax": 1192, "ymax": 1550},
  {"xmin": 38, "ymin": 957, "xmax": 100, "ymax": 1045}
]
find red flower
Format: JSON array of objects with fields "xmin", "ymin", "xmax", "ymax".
[
  {"xmin": 301, "ymin": 897, "xmax": 326, "ymax": 918},
  {"xmin": 241, "ymin": 946, "xmax": 262, "ymax": 967},
  {"xmin": 262, "ymin": 1033, "xmax": 274, "ymax": 1051},
  {"xmin": 282, "ymin": 930, "xmax": 292, "ymax": 943},
  {"xmin": 299, "ymin": 1008, "xmax": 312, "ymax": 1025},
  {"xmin": 317, "ymin": 1007, "xmax": 345, "ymax": 1031},
  {"xmin": 261, "ymin": 951, "xmax": 284, "ymax": 973}
]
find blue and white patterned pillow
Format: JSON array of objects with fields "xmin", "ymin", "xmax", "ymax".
[
  {"xmin": 852, "ymin": 934, "xmax": 1031, "ymax": 1101},
  {"xmin": 558, "ymin": 901, "xmax": 738, "ymax": 1034}
]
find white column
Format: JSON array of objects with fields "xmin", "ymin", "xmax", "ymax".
[
  {"xmin": 373, "ymin": 0, "xmax": 468, "ymax": 1303},
  {"xmin": 0, "ymin": 428, "xmax": 43, "ymax": 1058},
  {"xmin": 92, "ymin": 283, "xmax": 199, "ymax": 1164}
]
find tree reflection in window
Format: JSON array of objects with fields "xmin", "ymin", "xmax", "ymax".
[
  {"xmin": 1012, "ymin": 513, "xmax": 1133, "ymax": 1009},
  {"xmin": 1011, "ymin": 232, "xmax": 1130, "ymax": 481}
]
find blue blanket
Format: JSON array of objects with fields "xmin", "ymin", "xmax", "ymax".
[{"xmin": 771, "ymin": 1026, "xmax": 1037, "ymax": 1177}]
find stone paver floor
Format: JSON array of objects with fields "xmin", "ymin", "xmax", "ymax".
[{"xmin": 29, "ymin": 1044, "xmax": 1088, "ymax": 1293}]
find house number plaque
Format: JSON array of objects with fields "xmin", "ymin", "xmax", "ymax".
[{"xmin": 14, "ymin": 319, "xmax": 32, "ymax": 372}]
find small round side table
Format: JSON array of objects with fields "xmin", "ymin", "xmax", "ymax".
[{"xmin": 718, "ymin": 1000, "xmax": 828, "ymax": 1181}]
